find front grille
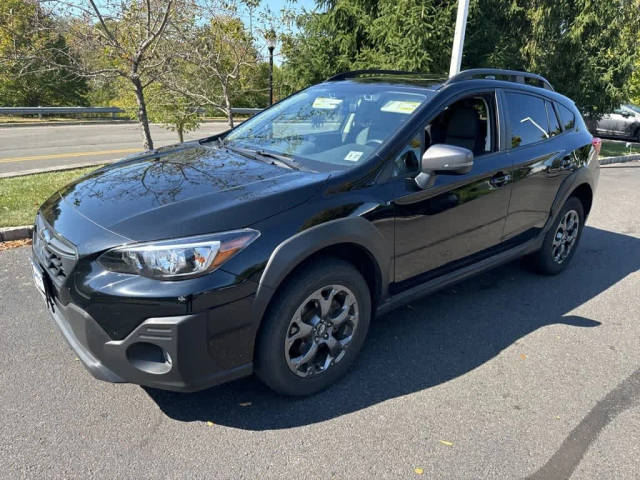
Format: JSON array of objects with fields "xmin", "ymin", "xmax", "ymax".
[
  {"xmin": 43, "ymin": 247, "xmax": 66, "ymax": 279},
  {"xmin": 33, "ymin": 216, "xmax": 77, "ymax": 285}
]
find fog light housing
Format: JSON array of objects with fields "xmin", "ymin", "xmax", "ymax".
[{"xmin": 126, "ymin": 342, "xmax": 172, "ymax": 374}]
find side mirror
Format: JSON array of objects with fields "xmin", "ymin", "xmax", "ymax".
[{"xmin": 415, "ymin": 144, "xmax": 474, "ymax": 189}]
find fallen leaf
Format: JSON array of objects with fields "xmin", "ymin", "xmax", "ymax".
[
  {"xmin": 555, "ymin": 416, "xmax": 561, "ymax": 420},
  {"xmin": 520, "ymin": 353, "xmax": 527, "ymax": 360},
  {"xmin": 206, "ymin": 421, "xmax": 214, "ymax": 427},
  {"xmin": 238, "ymin": 402, "xmax": 252, "ymax": 407},
  {"xmin": 414, "ymin": 468, "xmax": 424, "ymax": 475},
  {"xmin": 439, "ymin": 440, "xmax": 454, "ymax": 447}
]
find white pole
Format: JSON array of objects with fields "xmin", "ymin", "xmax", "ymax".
[{"xmin": 449, "ymin": 0, "xmax": 470, "ymax": 78}]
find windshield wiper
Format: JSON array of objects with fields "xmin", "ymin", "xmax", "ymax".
[
  {"xmin": 255, "ymin": 150, "xmax": 302, "ymax": 171},
  {"xmin": 223, "ymin": 143, "xmax": 302, "ymax": 171},
  {"xmin": 223, "ymin": 144, "xmax": 260, "ymax": 161}
]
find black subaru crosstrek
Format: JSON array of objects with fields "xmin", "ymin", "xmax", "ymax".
[{"xmin": 31, "ymin": 69, "xmax": 600, "ymax": 396}]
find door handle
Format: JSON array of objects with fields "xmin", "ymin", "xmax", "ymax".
[{"xmin": 490, "ymin": 172, "xmax": 511, "ymax": 187}]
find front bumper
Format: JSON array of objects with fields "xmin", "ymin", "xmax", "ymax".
[{"xmin": 45, "ymin": 292, "xmax": 255, "ymax": 392}]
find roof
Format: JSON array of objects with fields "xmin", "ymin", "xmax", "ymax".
[{"xmin": 325, "ymin": 68, "xmax": 554, "ymax": 92}]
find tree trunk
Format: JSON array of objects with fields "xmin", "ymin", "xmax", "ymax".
[
  {"xmin": 178, "ymin": 125, "xmax": 184, "ymax": 143},
  {"xmin": 131, "ymin": 77, "xmax": 154, "ymax": 150},
  {"xmin": 223, "ymin": 88, "xmax": 234, "ymax": 129}
]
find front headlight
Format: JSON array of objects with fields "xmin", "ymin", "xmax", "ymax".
[{"xmin": 98, "ymin": 229, "xmax": 259, "ymax": 280}]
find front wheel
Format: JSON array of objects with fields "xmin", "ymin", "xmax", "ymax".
[
  {"xmin": 255, "ymin": 258, "xmax": 371, "ymax": 396},
  {"xmin": 525, "ymin": 196, "xmax": 585, "ymax": 275}
]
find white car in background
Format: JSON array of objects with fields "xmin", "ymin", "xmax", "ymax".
[{"xmin": 594, "ymin": 104, "xmax": 640, "ymax": 142}]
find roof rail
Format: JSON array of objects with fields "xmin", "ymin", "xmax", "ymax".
[
  {"xmin": 326, "ymin": 69, "xmax": 439, "ymax": 82},
  {"xmin": 444, "ymin": 68, "xmax": 554, "ymax": 91}
]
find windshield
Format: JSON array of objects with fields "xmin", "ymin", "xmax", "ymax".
[
  {"xmin": 223, "ymin": 83, "xmax": 431, "ymax": 170},
  {"xmin": 625, "ymin": 104, "xmax": 640, "ymax": 115}
]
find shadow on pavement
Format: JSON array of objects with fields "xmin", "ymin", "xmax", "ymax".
[{"xmin": 146, "ymin": 226, "xmax": 639, "ymax": 430}]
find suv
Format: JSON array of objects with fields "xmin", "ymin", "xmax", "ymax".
[{"xmin": 31, "ymin": 69, "xmax": 600, "ymax": 396}]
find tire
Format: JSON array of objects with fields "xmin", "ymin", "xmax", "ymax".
[
  {"xmin": 525, "ymin": 196, "xmax": 585, "ymax": 275},
  {"xmin": 255, "ymin": 258, "xmax": 371, "ymax": 396}
]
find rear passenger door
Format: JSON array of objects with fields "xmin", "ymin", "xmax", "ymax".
[{"xmin": 502, "ymin": 90, "xmax": 573, "ymax": 241}]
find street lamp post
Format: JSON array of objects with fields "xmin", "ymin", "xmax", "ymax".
[{"xmin": 266, "ymin": 31, "xmax": 276, "ymax": 105}]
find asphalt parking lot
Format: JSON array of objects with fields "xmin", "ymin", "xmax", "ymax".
[{"xmin": 1, "ymin": 162, "xmax": 638, "ymax": 479}]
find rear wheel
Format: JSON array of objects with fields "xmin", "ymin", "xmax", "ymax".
[
  {"xmin": 525, "ymin": 196, "xmax": 584, "ymax": 275},
  {"xmin": 255, "ymin": 258, "xmax": 371, "ymax": 396}
]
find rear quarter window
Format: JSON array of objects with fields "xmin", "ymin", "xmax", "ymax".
[
  {"xmin": 556, "ymin": 103, "xmax": 576, "ymax": 131},
  {"xmin": 546, "ymin": 101, "xmax": 561, "ymax": 136},
  {"xmin": 505, "ymin": 92, "xmax": 550, "ymax": 148}
]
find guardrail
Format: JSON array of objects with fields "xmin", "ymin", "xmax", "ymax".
[{"xmin": 0, "ymin": 106, "xmax": 263, "ymax": 118}]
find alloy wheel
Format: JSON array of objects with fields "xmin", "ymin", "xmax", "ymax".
[
  {"xmin": 552, "ymin": 209, "xmax": 580, "ymax": 264},
  {"xmin": 284, "ymin": 284, "xmax": 359, "ymax": 378}
]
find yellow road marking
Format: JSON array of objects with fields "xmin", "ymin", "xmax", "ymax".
[{"xmin": 0, "ymin": 148, "xmax": 141, "ymax": 164}]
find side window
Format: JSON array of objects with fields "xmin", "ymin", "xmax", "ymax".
[
  {"xmin": 505, "ymin": 92, "xmax": 550, "ymax": 148},
  {"xmin": 556, "ymin": 103, "xmax": 576, "ymax": 131},
  {"xmin": 546, "ymin": 101, "xmax": 561, "ymax": 137},
  {"xmin": 426, "ymin": 94, "xmax": 496, "ymax": 156}
]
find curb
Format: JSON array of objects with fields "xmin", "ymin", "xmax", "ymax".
[
  {"xmin": 599, "ymin": 154, "xmax": 640, "ymax": 165},
  {"xmin": 0, "ymin": 225, "xmax": 33, "ymax": 242}
]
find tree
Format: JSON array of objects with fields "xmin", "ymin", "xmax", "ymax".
[
  {"xmin": 145, "ymin": 84, "xmax": 201, "ymax": 143},
  {"xmin": 280, "ymin": 0, "xmax": 457, "ymax": 93},
  {"xmin": 466, "ymin": 0, "xmax": 640, "ymax": 121},
  {"xmin": 31, "ymin": 0, "xmax": 180, "ymax": 149},
  {"xmin": 629, "ymin": 56, "xmax": 640, "ymax": 106},
  {"xmin": 0, "ymin": 0, "xmax": 87, "ymax": 106},
  {"xmin": 283, "ymin": 0, "xmax": 640, "ymax": 120},
  {"xmin": 112, "ymin": 78, "xmax": 201, "ymax": 143},
  {"xmin": 164, "ymin": 3, "xmax": 261, "ymax": 128}
]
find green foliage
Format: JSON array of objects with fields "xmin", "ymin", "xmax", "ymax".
[
  {"xmin": 630, "ymin": 58, "xmax": 640, "ymax": 106},
  {"xmin": 108, "ymin": 79, "xmax": 200, "ymax": 142},
  {"xmin": 0, "ymin": 0, "xmax": 87, "ymax": 106},
  {"xmin": 0, "ymin": 166, "xmax": 99, "ymax": 227},
  {"xmin": 163, "ymin": 13, "xmax": 266, "ymax": 126},
  {"xmin": 145, "ymin": 85, "xmax": 201, "ymax": 143},
  {"xmin": 280, "ymin": 0, "xmax": 458, "ymax": 93},
  {"xmin": 283, "ymin": 0, "xmax": 640, "ymax": 119},
  {"xmin": 466, "ymin": 0, "xmax": 640, "ymax": 119}
]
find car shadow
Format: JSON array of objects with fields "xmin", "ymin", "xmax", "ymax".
[{"xmin": 145, "ymin": 226, "xmax": 639, "ymax": 430}]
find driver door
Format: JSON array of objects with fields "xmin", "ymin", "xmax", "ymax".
[{"xmin": 392, "ymin": 91, "xmax": 512, "ymax": 285}]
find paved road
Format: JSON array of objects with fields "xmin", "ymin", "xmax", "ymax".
[
  {"xmin": 1, "ymin": 163, "xmax": 639, "ymax": 478},
  {"xmin": 0, "ymin": 122, "xmax": 229, "ymax": 176}
]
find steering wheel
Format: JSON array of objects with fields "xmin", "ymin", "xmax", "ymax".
[{"xmin": 365, "ymin": 139, "xmax": 383, "ymax": 146}]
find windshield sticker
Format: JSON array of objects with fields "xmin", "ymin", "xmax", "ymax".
[
  {"xmin": 312, "ymin": 97, "xmax": 343, "ymax": 110},
  {"xmin": 381, "ymin": 100, "xmax": 421, "ymax": 114},
  {"xmin": 344, "ymin": 151, "xmax": 363, "ymax": 162}
]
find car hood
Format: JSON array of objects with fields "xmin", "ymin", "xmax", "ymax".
[{"xmin": 48, "ymin": 142, "xmax": 329, "ymax": 243}]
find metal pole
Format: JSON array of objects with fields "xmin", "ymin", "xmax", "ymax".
[
  {"xmin": 449, "ymin": 0, "xmax": 470, "ymax": 78},
  {"xmin": 268, "ymin": 46, "xmax": 274, "ymax": 105}
]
